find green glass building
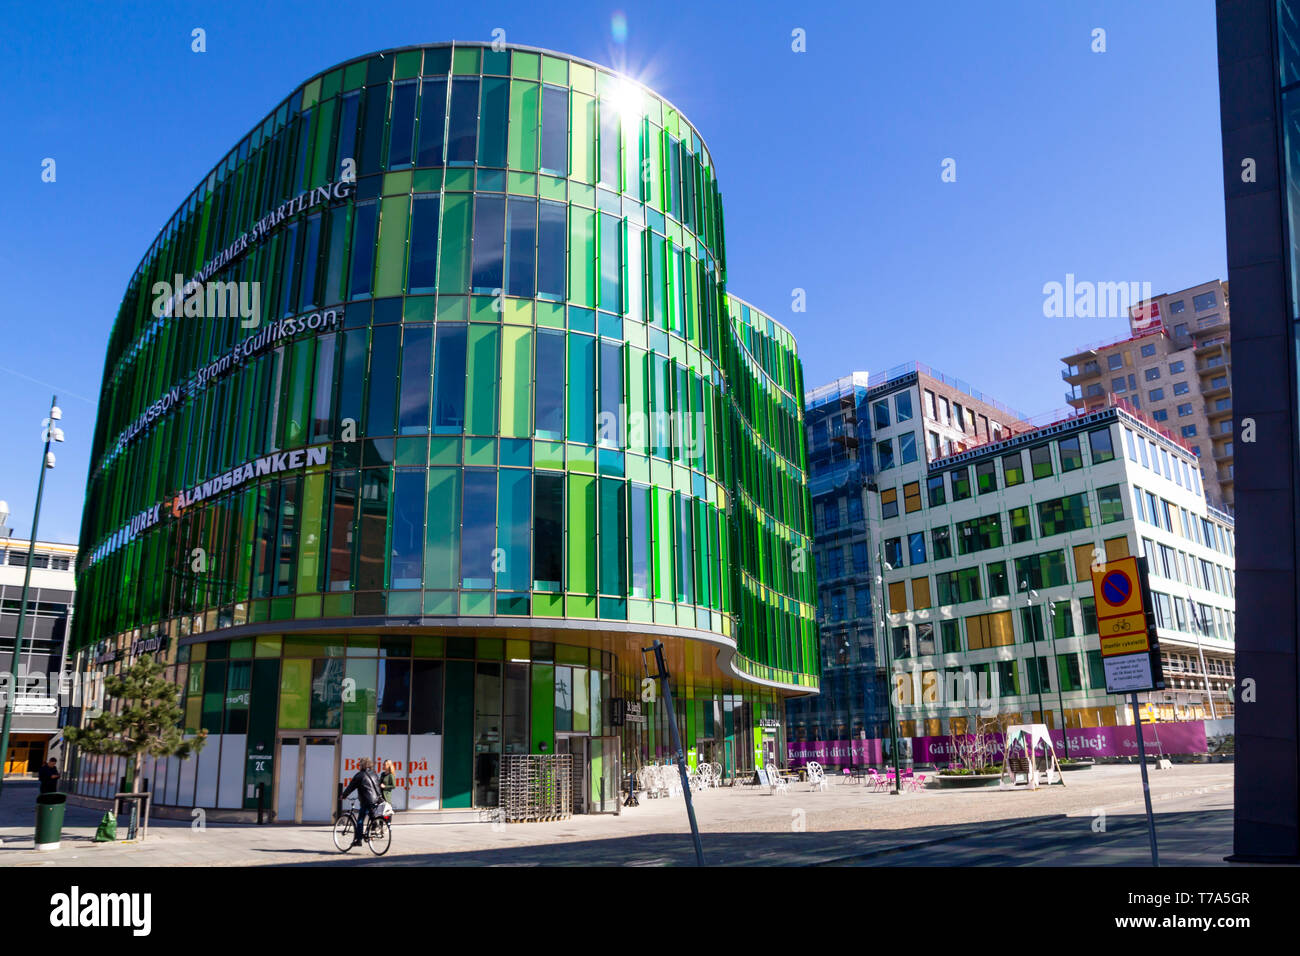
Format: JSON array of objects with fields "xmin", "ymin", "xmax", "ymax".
[{"xmin": 67, "ymin": 43, "xmax": 818, "ymax": 820}]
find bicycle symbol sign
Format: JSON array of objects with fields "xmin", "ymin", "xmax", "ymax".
[{"xmin": 1101, "ymin": 570, "xmax": 1132, "ymax": 607}]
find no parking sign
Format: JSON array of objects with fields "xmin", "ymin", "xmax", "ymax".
[{"xmin": 1089, "ymin": 555, "xmax": 1165, "ymax": 694}]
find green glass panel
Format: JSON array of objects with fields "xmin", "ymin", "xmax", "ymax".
[
  {"xmin": 295, "ymin": 470, "xmax": 325, "ymax": 594},
  {"xmin": 499, "ymin": 325, "xmax": 532, "ymax": 438},
  {"xmin": 568, "ymin": 206, "xmax": 596, "ymax": 307},
  {"xmin": 568, "ymin": 473, "xmax": 596, "ymax": 595},
  {"xmin": 439, "ymin": 192, "xmax": 473, "ymax": 294},
  {"xmin": 571, "ymin": 92, "xmax": 595, "ymax": 185},
  {"xmin": 508, "ymin": 81, "xmax": 539, "ymax": 172},
  {"xmin": 531, "ymin": 664, "xmax": 555, "ymax": 752},
  {"xmin": 374, "ymin": 195, "xmax": 410, "ymax": 297},
  {"xmin": 424, "ymin": 468, "xmax": 461, "ymax": 589},
  {"xmin": 342, "ymin": 658, "xmax": 378, "ymax": 734},
  {"xmin": 278, "ymin": 658, "xmax": 311, "ymax": 727},
  {"xmin": 465, "ymin": 324, "xmax": 500, "ymax": 435},
  {"xmin": 452, "ymin": 46, "xmax": 480, "ymax": 74}
]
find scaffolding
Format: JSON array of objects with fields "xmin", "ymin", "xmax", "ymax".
[{"xmin": 500, "ymin": 754, "xmax": 572, "ymax": 823}]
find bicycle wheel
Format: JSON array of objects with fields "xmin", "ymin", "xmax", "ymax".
[
  {"xmin": 366, "ymin": 814, "xmax": 392, "ymax": 856},
  {"xmin": 332, "ymin": 812, "xmax": 357, "ymax": 852}
]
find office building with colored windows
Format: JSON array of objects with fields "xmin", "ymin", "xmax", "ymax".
[
  {"xmin": 786, "ymin": 364, "xmax": 1031, "ymax": 765},
  {"xmin": 64, "ymin": 43, "xmax": 817, "ymax": 820},
  {"xmin": 875, "ymin": 395, "xmax": 1236, "ymax": 739},
  {"xmin": 1061, "ymin": 278, "xmax": 1234, "ymax": 510},
  {"xmin": 1, "ymin": 537, "xmax": 77, "ymax": 775}
]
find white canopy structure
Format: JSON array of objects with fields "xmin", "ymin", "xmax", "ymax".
[{"xmin": 999, "ymin": 724, "xmax": 1064, "ymax": 789}]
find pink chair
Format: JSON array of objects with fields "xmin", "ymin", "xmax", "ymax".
[{"xmin": 909, "ymin": 773, "xmax": 927, "ymax": 792}]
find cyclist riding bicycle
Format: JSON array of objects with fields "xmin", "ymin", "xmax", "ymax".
[{"xmin": 341, "ymin": 757, "xmax": 384, "ymax": 846}]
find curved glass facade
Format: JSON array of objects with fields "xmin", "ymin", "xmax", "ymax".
[{"xmin": 69, "ymin": 43, "xmax": 817, "ymax": 814}]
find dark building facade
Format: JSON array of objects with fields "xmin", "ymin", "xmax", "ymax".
[{"xmin": 1216, "ymin": 0, "xmax": 1300, "ymax": 861}]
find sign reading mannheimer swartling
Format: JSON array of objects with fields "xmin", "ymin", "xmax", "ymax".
[
  {"xmin": 112, "ymin": 309, "xmax": 342, "ymax": 455},
  {"xmin": 154, "ymin": 179, "xmax": 356, "ymax": 318},
  {"xmin": 86, "ymin": 443, "xmax": 331, "ymax": 570}
]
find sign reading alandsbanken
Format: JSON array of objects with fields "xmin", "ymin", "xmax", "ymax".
[{"xmin": 85, "ymin": 443, "xmax": 331, "ymax": 571}]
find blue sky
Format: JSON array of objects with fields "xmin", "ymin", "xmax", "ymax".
[{"xmin": 0, "ymin": 0, "xmax": 1226, "ymax": 543}]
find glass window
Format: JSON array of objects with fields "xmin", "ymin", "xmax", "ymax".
[
  {"xmin": 880, "ymin": 488, "xmax": 899, "ymax": 520},
  {"xmin": 1148, "ymin": 388, "xmax": 1164, "ymax": 402},
  {"xmin": 398, "ymin": 326, "xmax": 433, "ymax": 434},
  {"xmin": 408, "ymin": 195, "xmax": 441, "ymax": 293},
  {"xmin": 461, "ymin": 469, "xmax": 497, "ymax": 588},
  {"xmin": 1152, "ymin": 409, "xmax": 1168, "ymax": 422},
  {"xmin": 598, "ymin": 478, "xmax": 627, "ymax": 596},
  {"xmin": 908, "ymin": 532, "xmax": 926, "ymax": 564},
  {"xmin": 927, "ymin": 474, "xmax": 946, "ymax": 507},
  {"xmin": 1173, "ymin": 381, "xmax": 1190, "ymax": 395},
  {"xmin": 432, "ymin": 324, "xmax": 467, "ymax": 433},
  {"xmin": 349, "ymin": 201, "xmax": 378, "ymax": 297},
  {"xmin": 447, "ymin": 77, "xmax": 480, "ymax": 163},
  {"xmin": 884, "ymin": 537, "xmax": 903, "ymax": 568},
  {"xmin": 987, "ymin": 561, "xmax": 1009, "ymax": 597},
  {"xmin": 1097, "ymin": 485, "xmax": 1124, "ymax": 523},
  {"xmin": 506, "ymin": 197, "xmax": 537, "ymax": 297},
  {"xmin": 537, "ymin": 200, "xmax": 567, "ymax": 298},
  {"xmin": 950, "ymin": 467, "xmax": 971, "ymax": 501},
  {"xmin": 533, "ymin": 329, "xmax": 565, "ymax": 439},
  {"xmin": 931, "ymin": 526, "xmax": 952, "ymax": 560},
  {"xmin": 1002, "ymin": 451, "xmax": 1024, "ymax": 486},
  {"xmin": 877, "ymin": 439, "xmax": 895, "ymax": 471},
  {"xmin": 1192, "ymin": 291, "xmax": 1217, "ymax": 311},
  {"xmin": 471, "ymin": 194, "xmax": 506, "ymax": 292},
  {"xmin": 1029, "ymin": 444, "xmax": 1053, "ymax": 479},
  {"xmin": 1009, "ymin": 505, "xmax": 1033, "ymax": 543},
  {"xmin": 417, "ymin": 77, "xmax": 448, "ymax": 166},
  {"xmin": 1140, "ymin": 343, "xmax": 1156, "ymax": 357},
  {"xmin": 1036, "ymin": 493, "xmax": 1092, "ymax": 537},
  {"xmin": 388, "ymin": 80, "xmax": 418, "ymax": 167},
  {"xmin": 1169, "ymin": 360, "xmax": 1185, "ymax": 374},
  {"xmin": 567, "ymin": 334, "xmax": 595, "ymax": 444},
  {"xmin": 478, "ymin": 76, "xmax": 509, "ymax": 168},
  {"xmin": 1107, "ymin": 354, "xmax": 1124, "ymax": 371},
  {"xmin": 976, "ymin": 459, "xmax": 997, "ymax": 494},
  {"xmin": 899, "ymin": 431, "xmax": 918, "ymax": 464},
  {"xmin": 1145, "ymin": 367, "xmax": 1161, "ymax": 381},
  {"xmin": 1058, "ymin": 436, "xmax": 1083, "ymax": 471},
  {"xmin": 1169, "ymin": 299, "xmax": 1186, "ymax": 314},
  {"xmin": 533, "ymin": 474, "xmax": 563, "ymax": 590},
  {"xmin": 941, "ymin": 620, "xmax": 961, "ymax": 654},
  {"xmin": 895, "ymin": 392, "xmax": 914, "ymax": 421},
  {"xmin": 873, "ymin": 401, "xmax": 890, "ymax": 429},
  {"xmin": 541, "ymin": 85, "xmax": 569, "ymax": 175},
  {"xmin": 1088, "ymin": 427, "xmax": 1115, "ymax": 463}
]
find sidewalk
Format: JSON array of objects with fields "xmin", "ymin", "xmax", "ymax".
[{"xmin": 0, "ymin": 763, "xmax": 1235, "ymax": 866}]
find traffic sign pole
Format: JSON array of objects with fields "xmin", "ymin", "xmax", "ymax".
[{"xmin": 1131, "ymin": 692, "xmax": 1160, "ymax": 867}]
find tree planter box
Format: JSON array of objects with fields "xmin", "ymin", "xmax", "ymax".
[
  {"xmin": 935, "ymin": 773, "xmax": 1002, "ymax": 788},
  {"xmin": 1058, "ymin": 760, "xmax": 1095, "ymax": 771}
]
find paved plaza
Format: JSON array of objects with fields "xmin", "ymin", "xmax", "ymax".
[{"xmin": 0, "ymin": 763, "xmax": 1233, "ymax": 866}]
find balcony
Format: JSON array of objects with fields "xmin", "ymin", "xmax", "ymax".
[
  {"xmin": 1206, "ymin": 402, "xmax": 1233, "ymax": 420},
  {"xmin": 1062, "ymin": 363, "xmax": 1101, "ymax": 384},
  {"xmin": 1194, "ymin": 338, "xmax": 1227, "ymax": 357},
  {"xmin": 1213, "ymin": 444, "xmax": 1234, "ymax": 462},
  {"xmin": 1201, "ymin": 379, "xmax": 1231, "ymax": 400}
]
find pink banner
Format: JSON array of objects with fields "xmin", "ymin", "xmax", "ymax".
[
  {"xmin": 789, "ymin": 722, "xmax": 1207, "ymax": 766},
  {"xmin": 910, "ymin": 722, "xmax": 1207, "ymax": 763}
]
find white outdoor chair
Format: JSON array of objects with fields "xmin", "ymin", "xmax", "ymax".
[
  {"xmin": 771, "ymin": 770, "xmax": 791, "ymax": 794},
  {"xmin": 806, "ymin": 761, "xmax": 830, "ymax": 792}
]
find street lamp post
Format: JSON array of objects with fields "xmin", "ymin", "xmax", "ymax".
[
  {"xmin": 877, "ymin": 556, "xmax": 903, "ymax": 794},
  {"xmin": 0, "ymin": 396, "xmax": 64, "ymax": 797},
  {"xmin": 1046, "ymin": 599, "xmax": 1071, "ymax": 758},
  {"xmin": 1022, "ymin": 583, "xmax": 1046, "ymax": 729}
]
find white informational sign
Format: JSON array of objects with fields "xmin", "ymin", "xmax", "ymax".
[
  {"xmin": 375, "ymin": 736, "xmax": 410, "ymax": 811},
  {"xmin": 339, "ymin": 735, "xmax": 374, "ymax": 799},
  {"xmin": 1105, "ymin": 653, "xmax": 1156, "ymax": 694},
  {"xmin": 407, "ymin": 735, "xmax": 443, "ymax": 810}
]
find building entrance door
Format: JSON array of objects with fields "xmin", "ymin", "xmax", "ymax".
[
  {"xmin": 274, "ymin": 732, "xmax": 339, "ymax": 823},
  {"xmin": 555, "ymin": 735, "xmax": 588, "ymax": 814}
]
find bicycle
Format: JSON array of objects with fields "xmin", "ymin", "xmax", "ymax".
[{"xmin": 332, "ymin": 801, "xmax": 392, "ymax": 856}]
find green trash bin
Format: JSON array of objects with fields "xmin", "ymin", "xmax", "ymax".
[{"xmin": 35, "ymin": 792, "xmax": 67, "ymax": 851}]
